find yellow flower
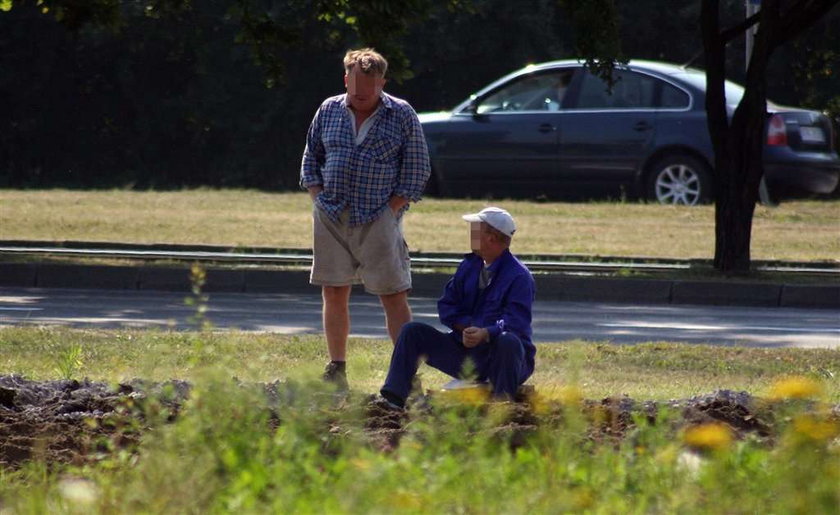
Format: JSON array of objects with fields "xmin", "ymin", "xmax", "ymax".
[
  {"xmin": 557, "ymin": 385, "xmax": 583, "ymax": 405},
  {"xmin": 792, "ymin": 415, "xmax": 840, "ymax": 442},
  {"xmin": 528, "ymin": 392, "xmax": 551, "ymax": 415},
  {"xmin": 682, "ymin": 423, "xmax": 734, "ymax": 451},
  {"xmin": 526, "ymin": 386, "xmax": 582, "ymax": 414},
  {"xmin": 440, "ymin": 385, "xmax": 490, "ymax": 406},
  {"xmin": 768, "ymin": 376, "xmax": 823, "ymax": 401}
]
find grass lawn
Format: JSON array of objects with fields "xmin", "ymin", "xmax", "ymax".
[
  {"xmin": 1, "ymin": 327, "xmax": 838, "ymax": 513},
  {"xmin": 1, "ymin": 189, "xmax": 838, "ymax": 261},
  {"xmin": 2, "ymin": 187, "xmax": 839, "ymax": 513},
  {"xmin": 2, "ymin": 327, "xmax": 839, "ymax": 401}
]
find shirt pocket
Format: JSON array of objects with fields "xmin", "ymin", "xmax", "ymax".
[{"xmin": 367, "ymin": 136, "xmax": 402, "ymax": 164}]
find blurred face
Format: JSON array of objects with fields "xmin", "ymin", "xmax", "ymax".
[
  {"xmin": 344, "ymin": 66, "xmax": 385, "ymax": 113},
  {"xmin": 469, "ymin": 222, "xmax": 485, "ymax": 254}
]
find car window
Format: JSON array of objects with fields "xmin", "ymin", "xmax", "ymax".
[
  {"xmin": 675, "ymin": 71, "xmax": 747, "ymax": 107},
  {"xmin": 661, "ymin": 82, "xmax": 690, "ymax": 108},
  {"xmin": 476, "ymin": 70, "xmax": 575, "ymax": 114},
  {"xmin": 575, "ymin": 69, "xmax": 657, "ymax": 109}
]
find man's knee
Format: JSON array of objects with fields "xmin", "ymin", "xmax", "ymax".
[
  {"xmin": 398, "ymin": 321, "xmax": 432, "ymax": 340},
  {"xmin": 397, "ymin": 321, "xmax": 441, "ymax": 351},
  {"xmin": 323, "ymin": 285, "xmax": 351, "ymax": 303},
  {"xmin": 494, "ymin": 332, "xmax": 525, "ymax": 360},
  {"xmin": 379, "ymin": 289, "xmax": 409, "ymax": 307}
]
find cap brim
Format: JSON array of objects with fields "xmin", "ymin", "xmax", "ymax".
[{"xmin": 462, "ymin": 214, "xmax": 483, "ymax": 222}]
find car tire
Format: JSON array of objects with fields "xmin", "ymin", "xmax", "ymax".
[{"xmin": 646, "ymin": 155, "xmax": 712, "ymax": 206}]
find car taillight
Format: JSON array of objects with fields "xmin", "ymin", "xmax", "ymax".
[{"xmin": 767, "ymin": 114, "xmax": 787, "ymax": 146}]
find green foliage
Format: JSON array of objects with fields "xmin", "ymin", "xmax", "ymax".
[
  {"xmin": 53, "ymin": 343, "xmax": 84, "ymax": 380},
  {"xmin": 0, "ymin": 0, "xmax": 837, "ymax": 189},
  {"xmin": 1, "ymin": 371, "xmax": 838, "ymax": 512},
  {"xmin": 1, "ymin": 327, "xmax": 839, "ymax": 510},
  {"xmin": 3, "ymin": 0, "xmax": 192, "ymax": 30},
  {"xmin": 184, "ymin": 263, "xmax": 211, "ymax": 332},
  {"xmin": 789, "ymin": 8, "xmax": 840, "ymax": 146},
  {"xmin": 558, "ymin": 0, "xmax": 626, "ymax": 88}
]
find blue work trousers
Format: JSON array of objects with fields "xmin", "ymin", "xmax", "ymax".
[{"xmin": 381, "ymin": 321, "xmax": 533, "ymax": 403}]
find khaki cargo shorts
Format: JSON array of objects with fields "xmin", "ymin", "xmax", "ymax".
[{"xmin": 310, "ymin": 205, "xmax": 411, "ymax": 295}]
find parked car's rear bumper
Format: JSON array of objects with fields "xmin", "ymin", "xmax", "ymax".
[{"xmin": 764, "ymin": 149, "xmax": 840, "ymax": 194}]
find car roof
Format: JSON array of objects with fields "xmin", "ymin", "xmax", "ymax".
[
  {"xmin": 511, "ymin": 58, "xmax": 706, "ymax": 80},
  {"xmin": 453, "ymin": 58, "xmax": 764, "ymax": 113},
  {"xmin": 454, "ymin": 59, "xmax": 707, "ymax": 112}
]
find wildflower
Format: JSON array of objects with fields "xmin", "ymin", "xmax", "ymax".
[
  {"xmin": 676, "ymin": 450, "xmax": 704, "ymax": 475},
  {"xmin": 768, "ymin": 376, "xmax": 823, "ymax": 401},
  {"xmin": 58, "ymin": 478, "xmax": 99, "ymax": 506},
  {"xmin": 526, "ymin": 386, "xmax": 582, "ymax": 415},
  {"xmin": 557, "ymin": 385, "xmax": 583, "ymax": 405},
  {"xmin": 682, "ymin": 423, "xmax": 733, "ymax": 451},
  {"xmin": 528, "ymin": 391, "xmax": 551, "ymax": 415},
  {"xmin": 440, "ymin": 385, "xmax": 490, "ymax": 406},
  {"xmin": 792, "ymin": 415, "xmax": 840, "ymax": 443}
]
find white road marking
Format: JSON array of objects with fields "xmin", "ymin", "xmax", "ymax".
[{"xmin": 598, "ymin": 321, "xmax": 840, "ymax": 334}]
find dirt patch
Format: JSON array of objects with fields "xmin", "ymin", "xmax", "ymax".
[
  {"xmin": 1, "ymin": 375, "xmax": 835, "ymax": 467},
  {"xmin": 0, "ymin": 375, "xmax": 188, "ymax": 467}
]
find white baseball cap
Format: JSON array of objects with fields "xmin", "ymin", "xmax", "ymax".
[{"xmin": 462, "ymin": 207, "xmax": 516, "ymax": 237}]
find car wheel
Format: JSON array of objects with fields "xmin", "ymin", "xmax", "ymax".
[{"xmin": 647, "ymin": 155, "xmax": 712, "ymax": 206}]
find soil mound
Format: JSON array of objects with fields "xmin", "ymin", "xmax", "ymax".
[{"xmin": 0, "ymin": 375, "xmax": 188, "ymax": 467}]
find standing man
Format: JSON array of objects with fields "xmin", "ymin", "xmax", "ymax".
[
  {"xmin": 373, "ymin": 207, "xmax": 536, "ymax": 411},
  {"xmin": 300, "ymin": 48, "xmax": 431, "ymax": 390}
]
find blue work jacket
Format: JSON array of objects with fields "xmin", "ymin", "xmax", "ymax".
[{"xmin": 437, "ymin": 249, "xmax": 536, "ymax": 369}]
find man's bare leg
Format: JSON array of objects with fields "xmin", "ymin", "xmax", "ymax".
[
  {"xmin": 323, "ymin": 285, "xmax": 352, "ymax": 360},
  {"xmin": 379, "ymin": 289, "xmax": 412, "ymax": 344}
]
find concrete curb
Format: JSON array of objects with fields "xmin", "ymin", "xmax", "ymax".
[{"xmin": 1, "ymin": 262, "xmax": 838, "ymax": 309}]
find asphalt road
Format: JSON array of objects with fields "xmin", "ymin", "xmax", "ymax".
[{"xmin": 0, "ymin": 287, "xmax": 838, "ymax": 348}]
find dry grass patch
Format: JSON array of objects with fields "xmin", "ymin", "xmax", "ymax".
[{"xmin": 1, "ymin": 189, "xmax": 838, "ymax": 261}]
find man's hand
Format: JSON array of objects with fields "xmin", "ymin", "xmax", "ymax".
[
  {"xmin": 308, "ymin": 185, "xmax": 323, "ymax": 202},
  {"xmin": 388, "ymin": 195, "xmax": 409, "ymax": 215},
  {"xmin": 462, "ymin": 327, "xmax": 489, "ymax": 348}
]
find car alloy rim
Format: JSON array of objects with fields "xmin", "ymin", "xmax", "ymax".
[{"xmin": 655, "ymin": 164, "xmax": 701, "ymax": 206}]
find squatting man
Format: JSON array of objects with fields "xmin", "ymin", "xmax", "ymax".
[{"xmin": 372, "ymin": 206, "xmax": 537, "ymax": 411}]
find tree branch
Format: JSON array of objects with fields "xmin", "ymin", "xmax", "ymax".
[{"xmin": 720, "ymin": 11, "xmax": 761, "ymax": 43}]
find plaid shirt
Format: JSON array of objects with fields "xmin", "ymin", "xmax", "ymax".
[{"xmin": 300, "ymin": 92, "xmax": 431, "ymax": 226}]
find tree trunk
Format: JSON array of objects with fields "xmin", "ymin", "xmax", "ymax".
[
  {"xmin": 703, "ymin": 0, "xmax": 838, "ymax": 274},
  {"xmin": 713, "ymin": 150, "xmax": 760, "ymax": 273},
  {"xmin": 704, "ymin": 0, "xmax": 774, "ymax": 274}
]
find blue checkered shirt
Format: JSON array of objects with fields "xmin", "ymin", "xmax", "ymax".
[{"xmin": 300, "ymin": 92, "xmax": 431, "ymax": 226}]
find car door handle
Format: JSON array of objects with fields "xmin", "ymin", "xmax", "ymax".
[
  {"xmin": 634, "ymin": 121, "xmax": 653, "ymax": 131},
  {"xmin": 538, "ymin": 123, "xmax": 557, "ymax": 133}
]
